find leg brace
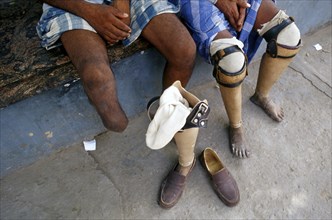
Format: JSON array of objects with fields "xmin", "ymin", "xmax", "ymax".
[
  {"xmin": 256, "ymin": 10, "xmax": 302, "ymax": 97},
  {"xmin": 210, "ymin": 37, "xmax": 247, "ymax": 128}
]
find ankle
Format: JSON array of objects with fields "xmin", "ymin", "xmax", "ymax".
[
  {"xmin": 254, "ymin": 91, "xmax": 269, "ymax": 100},
  {"xmin": 176, "ymin": 163, "xmax": 193, "ymax": 176}
]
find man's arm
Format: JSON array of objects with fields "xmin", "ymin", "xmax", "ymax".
[
  {"xmin": 39, "ymin": 0, "xmax": 131, "ymax": 44},
  {"xmin": 211, "ymin": 0, "xmax": 250, "ymax": 32},
  {"xmin": 112, "ymin": 0, "xmax": 131, "ymax": 26}
]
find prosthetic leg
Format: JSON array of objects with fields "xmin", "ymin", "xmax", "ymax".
[
  {"xmin": 146, "ymin": 80, "xmax": 210, "ymax": 209},
  {"xmin": 251, "ymin": 10, "xmax": 302, "ymax": 122},
  {"xmin": 210, "ymin": 37, "xmax": 249, "ymax": 158}
]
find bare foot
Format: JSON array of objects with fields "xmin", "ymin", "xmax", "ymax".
[
  {"xmin": 229, "ymin": 126, "xmax": 250, "ymax": 158},
  {"xmin": 250, "ymin": 93, "xmax": 284, "ymax": 122}
]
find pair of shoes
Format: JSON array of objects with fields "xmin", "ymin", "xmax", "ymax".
[
  {"xmin": 158, "ymin": 158, "xmax": 196, "ymax": 209},
  {"xmin": 200, "ymin": 147, "xmax": 240, "ymax": 207}
]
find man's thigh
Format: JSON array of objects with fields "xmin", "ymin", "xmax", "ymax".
[
  {"xmin": 60, "ymin": 30, "xmax": 109, "ymax": 69},
  {"xmin": 141, "ymin": 13, "xmax": 191, "ymax": 58},
  {"xmin": 254, "ymin": 0, "xmax": 279, "ymax": 30},
  {"xmin": 180, "ymin": 0, "xmax": 231, "ymax": 61}
]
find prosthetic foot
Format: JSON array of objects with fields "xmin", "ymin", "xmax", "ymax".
[
  {"xmin": 146, "ymin": 80, "xmax": 210, "ymax": 209},
  {"xmin": 251, "ymin": 10, "xmax": 302, "ymax": 122},
  {"xmin": 210, "ymin": 37, "xmax": 250, "ymax": 158}
]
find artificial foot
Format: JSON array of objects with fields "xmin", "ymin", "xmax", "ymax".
[
  {"xmin": 159, "ymin": 159, "xmax": 196, "ymax": 209},
  {"xmin": 229, "ymin": 126, "xmax": 250, "ymax": 158},
  {"xmin": 175, "ymin": 163, "xmax": 193, "ymax": 176},
  {"xmin": 250, "ymin": 93, "xmax": 284, "ymax": 122}
]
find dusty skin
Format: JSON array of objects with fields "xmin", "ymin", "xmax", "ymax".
[{"xmin": 250, "ymin": 92, "xmax": 285, "ymax": 122}]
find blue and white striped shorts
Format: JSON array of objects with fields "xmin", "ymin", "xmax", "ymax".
[
  {"xmin": 36, "ymin": 0, "xmax": 180, "ymax": 50},
  {"xmin": 179, "ymin": 0, "xmax": 266, "ymax": 63}
]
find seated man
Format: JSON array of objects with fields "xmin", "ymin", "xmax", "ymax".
[
  {"xmin": 36, "ymin": 0, "xmax": 196, "ymax": 132},
  {"xmin": 179, "ymin": 0, "xmax": 301, "ymax": 158}
]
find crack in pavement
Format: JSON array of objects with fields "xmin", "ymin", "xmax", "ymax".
[
  {"xmin": 289, "ymin": 64, "xmax": 332, "ymax": 99},
  {"xmin": 87, "ymin": 151, "xmax": 125, "ymax": 219}
]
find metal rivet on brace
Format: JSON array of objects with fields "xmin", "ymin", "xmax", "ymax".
[
  {"xmin": 201, "ymin": 121, "xmax": 205, "ymax": 126},
  {"xmin": 197, "ymin": 113, "xmax": 202, "ymax": 117},
  {"xmin": 194, "ymin": 119, "xmax": 198, "ymax": 123}
]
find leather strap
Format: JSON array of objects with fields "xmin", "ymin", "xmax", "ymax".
[
  {"xmin": 263, "ymin": 17, "xmax": 294, "ymax": 58},
  {"xmin": 182, "ymin": 101, "xmax": 210, "ymax": 129}
]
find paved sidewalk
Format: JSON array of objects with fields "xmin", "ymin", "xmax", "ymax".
[{"xmin": 1, "ymin": 25, "xmax": 331, "ymax": 219}]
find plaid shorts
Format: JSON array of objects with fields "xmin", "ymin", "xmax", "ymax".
[
  {"xmin": 36, "ymin": 0, "xmax": 180, "ymax": 50},
  {"xmin": 179, "ymin": 0, "xmax": 272, "ymax": 63}
]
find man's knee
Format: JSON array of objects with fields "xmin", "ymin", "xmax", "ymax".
[
  {"xmin": 210, "ymin": 37, "xmax": 247, "ymax": 88},
  {"xmin": 170, "ymin": 38, "xmax": 196, "ymax": 69},
  {"xmin": 78, "ymin": 59, "xmax": 111, "ymax": 89},
  {"xmin": 78, "ymin": 61, "xmax": 128, "ymax": 132},
  {"xmin": 258, "ymin": 10, "xmax": 301, "ymax": 58}
]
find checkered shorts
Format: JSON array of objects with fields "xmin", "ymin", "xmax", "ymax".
[
  {"xmin": 179, "ymin": 0, "xmax": 274, "ymax": 63},
  {"xmin": 36, "ymin": 0, "xmax": 180, "ymax": 50}
]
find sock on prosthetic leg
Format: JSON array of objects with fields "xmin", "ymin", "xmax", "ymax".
[
  {"xmin": 210, "ymin": 37, "xmax": 249, "ymax": 158},
  {"xmin": 250, "ymin": 10, "xmax": 301, "ymax": 122},
  {"xmin": 146, "ymin": 80, "xmax": 210, "ymax": 208}
]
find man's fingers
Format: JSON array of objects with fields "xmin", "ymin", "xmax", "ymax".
[
  {"xmin": 110, "ymin": 6, "xmax": 129, "ymax": 19},
  {"xmin": 110, "ymin": 7, "xmax": 131, "ymax": 33},
  {"xmin": 228, "ymin": 16, "xmax": 238, "ymax": 31},
  {"xmin": 238, "ymin": 0, "xmax": 251, "ymax": 8},
  {"xmin": 101, "ymin": 26, "xmax": 129, "ymax": 43},
  {"xmin": 102, "ymin": 34, "xmax": 118, "ymax": 45},
  {"xmin": 237, "ymin": 7, "xmax": 246, "ymax": 29}
]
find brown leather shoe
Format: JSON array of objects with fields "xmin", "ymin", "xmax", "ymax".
[
  {"xmin": 158, "ymin": 158, "xmax": 196, "ymax": 209},
  {"xmin": 200, "ymin": 148, "xmax": 240, "ymax": 207}
]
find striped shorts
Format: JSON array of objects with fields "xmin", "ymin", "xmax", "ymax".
[
  {"xmin": 36, "ymin": 0, "xmax": 180, "ymax": 50},
  {"xmin": 179, "ymin": 0, "xmax": 266, "ymax": 63}
]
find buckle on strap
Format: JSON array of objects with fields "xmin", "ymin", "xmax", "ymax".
[{"xmin": 182, "ymin": 102, "xmax": 210, "ymax": 129}]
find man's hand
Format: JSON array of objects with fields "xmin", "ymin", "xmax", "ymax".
[
  {"xmin": 112, "ymin": 0, "xmax": 131, "ymax": 27},
  {"xmin": 84, "ymin": 3, "xmax": 131, "ymax": 45},
  {"xmin": 39, "ymin": 0, "xmax": 131, "ymax": 45},
  {"xmin": 215, "ymin": 0, "xmax": 250, "ymax": 32}
]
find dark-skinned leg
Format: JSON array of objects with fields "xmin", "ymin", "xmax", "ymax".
[
  {"xmin": 250, "ymin": 0, "xmax": 285, "ymax": 122},
  {"xmin": 142, "ymin": 13, "xmax": 197, "ymax": 174},
  {"xmin": 61, "ymin": 30, "xmax": 128, "ymax": 132},
  {"xmin": 213, "ymin": 30, "xmax": 249, "ymax": 158},
  {"xmin": 141, "ymin": 13, "xmax": 196, "ymax": 90}
]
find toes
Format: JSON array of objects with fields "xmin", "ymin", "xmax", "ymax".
[
  {"xmin": 233, "ymin": 147, "xmax": 250, "ymax": 159},
  {"xmin": 232, "ymin": 145, "xmax": 236, "ymax": 154},
  {"xmin": 279, "ymin": 108, "xmax": 285, "ymax": 119},
  {"xmin": 235, "ymin": 149, "xmax": 239, "ymax": 157},
  {"xmin": 245, "ymin": 149, "xmax": 250, "ymax": 158},
  {"xmin": 238, "ymin": 150, "xmax": 242, "ymax": 158}
]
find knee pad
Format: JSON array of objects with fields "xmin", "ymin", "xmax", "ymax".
[
  {"xmin": 258, "ymin": 10, "xmax": 301, "ymax": 58},
  {"xmin": 210, "ymin": 37, "xmax": 247, "ymax": 88}
]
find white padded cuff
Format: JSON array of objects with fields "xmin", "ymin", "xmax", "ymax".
[
  {"xmin": 210, "ymin": 37, "xmax": 244, "ymax": 56},
  {"xmin": 210, "ymin": 37, "xmax": 245, "ymax": 73},
  {"xmin": 277, "ymin": 22, "xmax": 301, "ymax": 46},
  {"xmin": 258, "ymin": 10, "xmax": 301, "ymax": 47}
]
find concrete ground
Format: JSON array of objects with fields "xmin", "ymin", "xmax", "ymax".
[{"xmin": 1, "ymin": 25, "xmax": 331, "ymax": 219}]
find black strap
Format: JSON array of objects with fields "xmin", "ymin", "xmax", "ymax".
[
  {"xmin": 146, "ymin": 96, "xmax": 160, "ymax": 111},
  {"xmin": 263, "ymin": 17, "xmax": 294, "ymax": 58},
  {"xmin": 263, "ymin": 17, "xmax": 294, "ymax": 43},
  {"xmin": 182, "ymin": 101, "xmax": 210, "ymax": 129}
]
